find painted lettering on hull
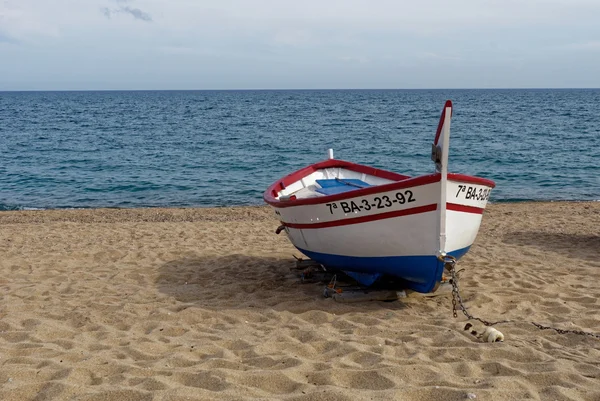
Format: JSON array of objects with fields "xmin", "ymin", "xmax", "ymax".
[
  {"xmin": 326, "ymin": 190, "xmax": 416, "ymax": 215},
  {"xmin": 455, "ymin": 185, "xmax": 491, "ymax": 201}
]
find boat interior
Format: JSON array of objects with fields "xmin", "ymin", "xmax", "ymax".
[{"xmin": 278, "ymin": 167, "xmax": 397, "ymax": 200}]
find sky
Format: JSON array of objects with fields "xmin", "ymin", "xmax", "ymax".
[{"xmin": 1, "ymin": 0, "xmax": 599, "ymax": 90}]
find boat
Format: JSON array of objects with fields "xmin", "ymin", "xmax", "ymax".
[{"xmin": 263, "ymin": 100, "xmax": 495, "ymax": 293}]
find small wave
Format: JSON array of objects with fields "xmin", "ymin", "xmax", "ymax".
[
  {"xmin": 0, "ymin": 203, "xmax": 95, "ymax": 211},
  {"xmin": 0, "ymin": 203, "xmax": 26, "ymax": 211}
]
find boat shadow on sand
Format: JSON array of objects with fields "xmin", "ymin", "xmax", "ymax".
[
  {"xmin": 503, "ymin": 232, "xmax": 600, "ymax": 261},
  {"xmin": 155, "ymin": 254, "xmax": 409, "ymax": 313}
]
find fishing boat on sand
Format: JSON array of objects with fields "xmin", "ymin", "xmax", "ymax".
[{"xmin": 264, "ymin": 101, "xmax": 495, "ymax": 293}]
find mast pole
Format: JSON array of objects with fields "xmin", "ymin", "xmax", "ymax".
[{"xmin": 432, "ymin": 101, "xmax": 452, "ymax": 258}]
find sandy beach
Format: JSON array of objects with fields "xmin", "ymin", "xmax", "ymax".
[{"xmin": 0, "ymin": 202, "xmax": 599, "ymax": 401}]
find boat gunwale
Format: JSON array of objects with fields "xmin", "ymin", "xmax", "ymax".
[{"xmin": 263, "ymin": 159, "xmax": 495, "ymax": 208}]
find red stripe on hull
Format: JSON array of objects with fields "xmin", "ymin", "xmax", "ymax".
[
  {"xmin": 283, "ymin": 202, "xmax": 485, "ymax": 230},
  {"xmin": 283, "ymin": 204, "xmax": 438, "ymax": 229},
  {"xmin": 447, "ymin": 203, "xmax": 485, "ymax": 214}
]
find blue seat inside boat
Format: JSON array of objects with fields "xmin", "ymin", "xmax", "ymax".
[{"xmin": 315, "ymin": 179, "xmax": 372, "ymax": 195}]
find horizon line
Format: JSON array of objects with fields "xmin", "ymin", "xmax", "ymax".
[{"xmin": 1, "ymin": 87, "xmax": 600, "ymax": 93}]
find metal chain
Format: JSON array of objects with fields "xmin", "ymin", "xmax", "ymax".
[
  {"xmin": 444, "ymin": 255, "xmax": 511, "ymax": 326},
  {"xmin": 530, "ymin": 322, "xmax": 600, "ymax": 339},
  {"xmin": 441, "ymin": 255, "xmax": 599, "ymax": 339}
]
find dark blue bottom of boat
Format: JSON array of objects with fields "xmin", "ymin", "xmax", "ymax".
[{"xmin": 295, "ymin": 246, "xmax": 471, "ymax": 293}]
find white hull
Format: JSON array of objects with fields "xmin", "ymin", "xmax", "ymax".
[{"xmin": 280, "ymin": 179, "xmax": 488, "ymax": 258}]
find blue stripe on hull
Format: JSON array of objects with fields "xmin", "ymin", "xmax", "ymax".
[{"xmin": 296, "ymin": 246, "xmax": 471, "ymax": 293}]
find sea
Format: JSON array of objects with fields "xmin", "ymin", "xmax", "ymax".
[{"xmin": 0, "ymin": 89, "xmax": 598, "ymax": 210}]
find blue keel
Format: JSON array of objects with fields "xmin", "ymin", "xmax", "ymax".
[{"xmin": 296, "ymin": 246, "xmax": 471, "ymax": 293}]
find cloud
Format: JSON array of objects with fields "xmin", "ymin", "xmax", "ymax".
[
  {"xmin": 101, "ymin": 7, "xmax": 111, "ymax": 19},
  {"xmin": 102, "ymin": 1, "xmax": 152, "ymax": 22},
  {"xmin": 121, "ymin": 6, "xmax": 151, "ymax": 22}
]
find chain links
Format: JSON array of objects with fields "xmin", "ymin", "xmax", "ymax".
[
  {"xmin": 443, "ymin": 255, "xmax": 511, "ymax": 326},
  {"xmin": 530, "ymin": 322, "xmax": 600, "ymax": 339},
  {"xmin": 440, "ymin": 254, "xmax": 600, "ymax": 339}
]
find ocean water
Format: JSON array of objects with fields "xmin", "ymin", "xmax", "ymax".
[{"xmin": 0, "ymin": 89, "xmax": 599, "ymax": 210}]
